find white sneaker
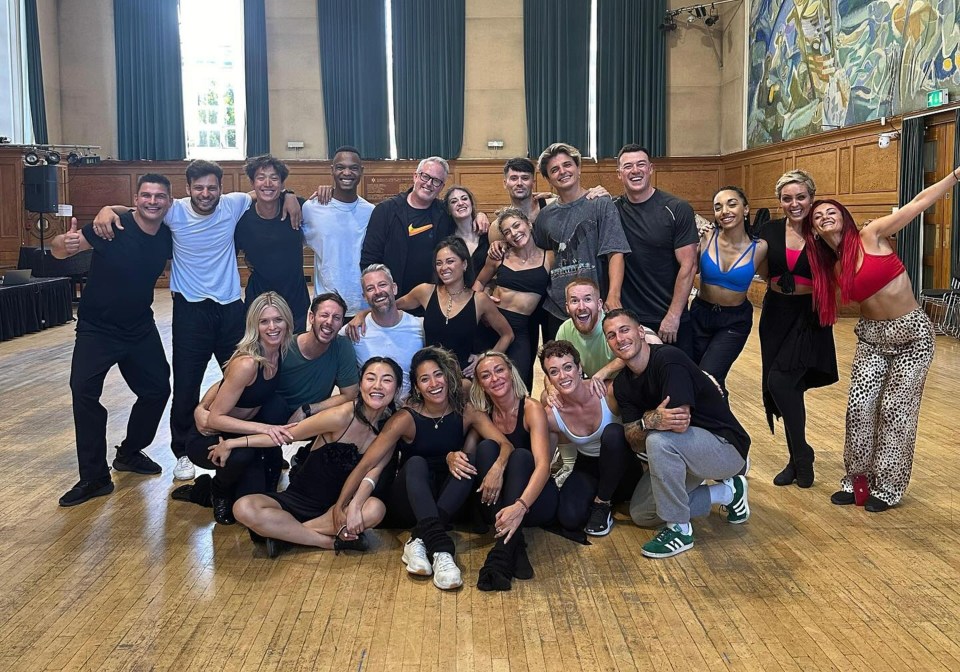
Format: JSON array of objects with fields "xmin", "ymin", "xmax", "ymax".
[
  {"xmin": 401, "ymin": 537, "xmax": 432, "ymax": 576},
  {"xmin": 431, "ymin": 552, "xmax": 463, "ymax": 590},
  {"xmin": 173, "ymin": 456, "xmax": 195, "ymax": 481},
  {"xmin": 553, "ymin": 465, "xmax": 573, "ymax": 487}
]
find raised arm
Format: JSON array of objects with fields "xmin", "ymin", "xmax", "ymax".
[
  {"xmin": 50, "ymin": 218, "xmax": 92, "ymax": 259},
  {"xmin": 864, "ymin": 166, "xmax": 960, "ymax": 242},
  {"xmin": 91, "ymin": 206, "xmax": 132, "ymax": 240}
]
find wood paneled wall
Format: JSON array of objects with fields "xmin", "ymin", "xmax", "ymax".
[{"xmin": 0, "ymin": 117, "xmax": 921, "ymax": 271}]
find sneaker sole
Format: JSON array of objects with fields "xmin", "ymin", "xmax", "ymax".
[
  {"xmin": 173, "ymin": 471, "xmax": 195, "ymax": 481},
  {"xmin": 433, "ymin": 575, "xmax": 463, "ymax": 590},
  {"xmin": 585, "ymin": 515, "xmax": 614, "ymax": 537},
  {"xmin": 641, "ymin": 541, "xmax": 693, "ymax": 559},
  {"xmin": 728, "ymin": 477, "xmax": 750, "ymax": 525},
  {"xmin": 59, "ymin": 483, "xmax": 114, "ymax": 507},
  {"xmin": 401, "ymin": 550, "xmax": 433, "ymax": 576},
  {"xmin": 112, "ymin": 460, "xmax": 161, "ymax": 475}
]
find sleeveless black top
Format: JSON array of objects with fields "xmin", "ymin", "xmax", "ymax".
[
  {"xmin": 760, "ymin": 217, "xmax": 812, "ymax": 294},
  {"xmin": 496, "ymin": 254, "xmax": 549, "ymax": 296},
  {"xmin": 398, "ymin": 407, "xmax": 463, "ymax": 473},
  {"xmin": 423, "ymin": 287, "xmax": 477, "ymax": 370},
  {"xmin": 235, "ymin": 357, "xmax": 281, "ymax": 408},
  {"xmin": 502, "ymin": 397, "xmax": 531, "ymax": 451}
]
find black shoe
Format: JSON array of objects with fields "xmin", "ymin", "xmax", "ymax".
[
  {"xmin": 795, "ymin": 460, "xmax": 815, "ymax": 489},
  {"xmin": 171, "ymin": 484, "xmax": 194, "ymax": 502},
  {"xmin": 248, "ymin": 529, "xmax": 266, "ymax": 544},
  {"xmin": 59, "ymin": 478, "xmax": 114, "ymax": 507},
  {"xmin": 830, "ymin": 490, "xmax": 855, "ymax": 505},
  {"xmin": 513, "ymin": 534, "xmax": 534, "ymax": 580},
  {"xmin": 585, "ymin": 500, "xmax": 613, "ymax": 536},
  {"xmin": 281, "ymin": 458, "xmax": 290, "ymax": 470},
  {"xmin": 773, "ymin": 462, "xmax": 796, "ymax": 486},
  {"xmin": 112, "ymin": 450, "xmax": 162, "ymax": 475},
  {"xmin": 864, "ymin": 496, "xmax": 891, "ymax": 513},
  {"xmin": 266, "ymin": 537, "xmax": 290, "ymax": 558},
  {"xmin": 212, "ymin": 496, "xmax": 236, "ymax": 525},
  {"xmin": 334, "ymin": 532, "xmax": 370, "ymax": 555},
  {"xmin": 477, "ymin": 544, "xmax": 513, "ymax": 592}
]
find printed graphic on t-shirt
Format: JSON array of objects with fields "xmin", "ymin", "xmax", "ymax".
[
  {"xmin": 550, "ymin": 221, "xmax": 596, "ymax": 280},
  {"xmin": 408, "ymin": 222, "xmax": 434, "ymax": 236}
]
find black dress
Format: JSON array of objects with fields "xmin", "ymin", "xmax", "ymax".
[{"xmin": 423, "ymin": 287, "xmax": 477, "ymax": 371}]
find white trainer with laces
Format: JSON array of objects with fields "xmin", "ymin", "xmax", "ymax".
[
  {"xmin": 401, "ymin": 537, "xmax": 433, "ymax": 576},
  {"xmin": 173, "ymin": 455, "xmax": 195, "ymax": 481},
  {"xmin": 431, "ymin": 552, "xmax": 463, "ymax": 590}
]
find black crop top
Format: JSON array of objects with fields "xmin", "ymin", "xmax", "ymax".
[
  {"xmin": 496, "ymin": 254, "xmax": 550, "ymax": 296},
  {"xmin": 235, "ymin": 358, "xmax": 281, "ymax": 409},
  {"xmin": 760, "ymin": 217, "xmax": 812, "ymax": 294},
  {"xmin": 423, "ymin": 287, "xmax": 477, "ymax": 370}
]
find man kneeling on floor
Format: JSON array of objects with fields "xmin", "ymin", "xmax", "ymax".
[{"xmin": 602, "ymin": 308, "xmax": 751, "ymax": 558}]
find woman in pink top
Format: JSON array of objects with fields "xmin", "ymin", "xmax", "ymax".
[{"xmin": 803, "ymin": 164, "xmax": 959, "ymax": 511}]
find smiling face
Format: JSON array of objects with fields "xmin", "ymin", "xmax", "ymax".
[
  {"xmin": 617, "ymin": 150, "xmax": 654, "ymax": 201},
  {"xmin": 307, "ymin": 299, "xmax": 345, "ymax": 345},
  {"xmin": 543, "ymin": 354, "xmax": 583, "ymax": 396},
  {"xmin": 362, "ymin": 270, "xmax": 397, "ymax": 315},
  {"xmin": 435, "ymin": 246, "xmax": 467, "ymax": 286},
  {"xmin": 414, "ymin": 360, "xmax": 449, "ymax": 406},
  {"xmin": 257, "ymin": 305, "xmax": 287, "ymax": 349},
  {"xmin": 446, "ymin": 189, "xmax": 473, "ymax": 222},
  {"xmin": 412, "ymin": 161, "xmax": 447, "ymax": 205},
  {"xmin": 360, "ymin": 361, "xmax": 399, "ymax": 411},
  {"xmin": 778, "ymin": 182, "xmax": 813, "ymax": 224},
  {"xmin": 331, "ymin": 151, "xmax": 362, "ymax": 194},
  {"xmin": 475, "ymin": 355, "xmax": 514, "ymax": 402},
  {"xmin": 498, "ymin": 215, "xmax": 532, "ymax": 249},
  {"xmin": 565, "ymin": 283, "xmax": 602, "ymax": 334},
  {"xmin": 503, "ymin": 169, "xmax": 534, "ymax": 201},
  {"xmin": 544, "ymin": 153, "xmax": 581, "ymax": 191},
  {"xmin": 810, "ymin": 201, "xmax": 844, "ymax": 245},
  {"xmin": 713, "ymin": 189, "xmax": 748, "ymax": 231},
  {"xmin": 134, "ymin": 181, "xmax": 172, "ymax": 225},
  {"xmin": 251, "ymin": 165, "xmax": 283, "ymax": 203},
  {"xmin": 187, "ymin": 173, "xmax": 222, "ymax": 215},
  {"xmin": 603, "ymin": 314, "xmax": 647, "ymax": 362}
]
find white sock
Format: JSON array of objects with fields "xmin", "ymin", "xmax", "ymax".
[
  {"xmin": 559, "ymin": 442, "xmax": 577, "ymax": 469},
  {"xmin": 709, "ymin": 479, "xmax": 734, "ymax": 506},
  {"xmin": 671, "ymin": 522, "xmax": 692, "ymax": 535}
]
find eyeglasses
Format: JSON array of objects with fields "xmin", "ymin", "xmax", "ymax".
[{"xmin": 417, "ymin": 172, "xmax": 445, "ymax": 188}]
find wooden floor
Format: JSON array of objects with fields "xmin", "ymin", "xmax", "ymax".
[{"xmin": 2, "ymin": 291, "xmax": 960, "ymax": 671}]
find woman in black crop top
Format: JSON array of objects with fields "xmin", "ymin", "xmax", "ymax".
[
  {"xmin": 347, "ymin": 237, "xmax": 512, "ymax": 378},
  {"xmin": 226, "ymin": 357, "xmax": 402, "ymax": 557},
  {"xmin": 184, "ymin": 292, "xmax": 296, "ymax": 525},
  {"xmin": 465, "ymin": 351, "xmax": 559, "ymax": 591},
  {"xmin": 331, "ymin": 347, "xmax": 514, "ymax": 591},
  {"xmin": 757, "ymin": 171, "xmax": 838, "ymax": 489},
  {"xmin": 474, "ymin": 208, "xmax": 554, "ymax": 389}
]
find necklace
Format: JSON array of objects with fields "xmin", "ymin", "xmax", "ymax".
[
  {"xmin": 443, "ymin": 285, "xmax": 468, "ymax": 325},
  {"xmin": 430, "ymin": 405, "xmax": 449, "ymax": 429}
]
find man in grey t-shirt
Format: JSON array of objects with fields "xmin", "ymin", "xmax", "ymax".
[{"xmin": 533, "ymin": 142, "xmax": 631, "ymax": 339}]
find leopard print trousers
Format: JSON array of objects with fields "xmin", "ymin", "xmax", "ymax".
[{"xmin": 839, "ymin": 307, "xmax": 935, "ymax": 506}]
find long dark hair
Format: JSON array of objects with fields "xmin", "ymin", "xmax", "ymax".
[
  {"xmin": 434, "ymin": 235, "xmax": 475, "ymax": 286},
  {"xmin": 355, "ymin": 356, "xmax": 403, "ymax": 433},
  {"xmin": 408, "ymin": 346, "xmax": 466, "ymax": 415}
]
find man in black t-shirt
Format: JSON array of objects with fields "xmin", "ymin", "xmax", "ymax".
[
  {"xmin": 614, "ymin": 144, "xmax": 698, "ymax": 357},
  {"xmin": 602, "ymin": 309, "xmax": 751, "ymax": 559},
  {"xmin": 52, "ymin": 174, "xmax": 175, "ymax": 507}
]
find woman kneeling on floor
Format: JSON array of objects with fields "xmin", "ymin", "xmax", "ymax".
[
  {"xmin": 228, "ymin": 357, "xmax": 402, "ymax": 557},
  {"xmin": 332, "ymin": 346, "xmax": 514, "ymax": 591}
]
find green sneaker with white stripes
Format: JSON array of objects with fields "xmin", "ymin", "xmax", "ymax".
[
  {"xmin": 641, "ymin": 524, "xmax": 694, "ymax": 559},
  {"xmin": 723, "ymin": 475, "xmax": 750, "ymax": 524}
]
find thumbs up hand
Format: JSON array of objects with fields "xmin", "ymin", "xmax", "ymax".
[{"xmin": 64, "ymin": 217, "xmax": 82, "ymax": 254}]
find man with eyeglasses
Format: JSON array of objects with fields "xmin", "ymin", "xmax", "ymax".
[{"xmin": 359, "ymin": 156, "xmax": 456, "ymax": 297}]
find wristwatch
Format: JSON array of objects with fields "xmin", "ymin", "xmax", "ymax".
[
  {"xmin": 640, "ymin": 416, "xmax": 647, "ymax": 431},
  {"xmin": 301, "ymin": 403, "xmax": 312, "ymax": 418}
]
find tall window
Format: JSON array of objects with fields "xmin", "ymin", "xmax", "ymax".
[{"xmin": 179, "ymin": 0, "xmax": 246, "ymax": 159}]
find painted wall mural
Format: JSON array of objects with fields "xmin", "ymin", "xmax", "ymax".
[{"xmin": 747, "ymin": 0, "xmax": 960, "ymax": 147}]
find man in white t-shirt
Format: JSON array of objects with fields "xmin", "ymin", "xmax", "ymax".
[
  {"xmin": 301, "ymin": 146, "xmax": 374, "ymax": 319},
  {"xmin": 345, "ymin": 264, "xmax": 423, "ymax": 399},
  {"xmin": 92, "ymin": 160, "xmax": 301, "ymax": 480}
]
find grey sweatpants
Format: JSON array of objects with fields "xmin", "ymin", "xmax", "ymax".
[{"xmin": 629, "ymin": 426, "xmax": 745, "ymax": 526}]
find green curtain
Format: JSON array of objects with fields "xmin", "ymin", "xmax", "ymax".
[
  {"xmin": 597, "ymin": 0, "xmax": 665, "ymax": 158},
  {"xmin": 317, "ymin": 0, "xmax": 389, "ymax": 159},
  {"xmin": 523, "ymin": 0, "xmax": 591, "ymax": 157},
  {"xmin": 952, "ymin": 110, "xmax": 960, "ymax": 280},
  {"xmin": 897, "ymin": 116, "xmax": 924, "ymax": 297},
  {"xmin": 391, "ymin": 0, "xmax": 464, "ymax": 159},
  {"xmin": 114, "ymin": 0, "xmax": 185, "ymax": 160},
  {"xmin": 24, "ymin": 0, "xmax": 47, "ymax": 144},
  {"xmin": 244, "ymin": 0, "xmax": 270, "ymax": 156}
]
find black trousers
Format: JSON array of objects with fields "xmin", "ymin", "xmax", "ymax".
[
  {"xmin": 473, "ymin": 440, "xmax": 559, "ymax": 527},
  {"xmin": 690, "ymin": 297, "xmax": 753, "ymax": 390},
  {"xmin": 170, "ymin": 294, "xmax": 245, "ymax": 459},
  {"xmin": 556, "ymin": 424, "xmax": 644, "ymax": 531},
  {"xmin": 184, "ymin": 395, "xmax": 288, "ymax": 500},
  {"xmin": 70, "ymin": 323, "xmax": 170, "ymax": 481},
  {"xmin": 501, "ymin": 308, "xmax": 536, "ymax": 391}
]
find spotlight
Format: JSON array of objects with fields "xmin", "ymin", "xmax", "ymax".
[
  {"xmin": 24, "ymin": 150, "xmax": 40, "ymax": 166},
  {"xmin": 46, "ymin": 150, "xmax": 61, "ymax": 165},
  {"xmin": 705, "ymin": 14, "xmax": 719, "ymax": 26},
  {"xmin": 658, "ymin": 14, "xmax": 677, "ymax": 31},
  {"xmin": 687, "ymin": 13, "xmax": 696, "ymax": 22},
  {"xmin": 67, "ymin": 151, "xmax": 82, "ymax": 166}
]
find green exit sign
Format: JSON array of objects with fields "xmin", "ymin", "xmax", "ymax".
[{"xmin": 927, "ymin": 89, "xmax": 949, "ymax": 107}]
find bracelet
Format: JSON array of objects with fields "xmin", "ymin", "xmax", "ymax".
[
  {"xmin": 362, "ymin": 476, "xmax": 377, "ymax": 489},
  {"xmin": 515, "ymin": 497, "xmax": 530, "ymax": 513},
  {"xmin": 301, "ymin": 403, "xmax": 312, "ymax": 418}
]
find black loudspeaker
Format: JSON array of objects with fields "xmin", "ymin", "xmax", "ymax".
[{"xmin": 24, "ymin": 164, "xmax": 59, "ymax": 213}]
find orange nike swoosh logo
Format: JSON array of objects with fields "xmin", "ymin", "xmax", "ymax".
[{"xmin": 408, "ymin": 223, "xmax": 434, "ymax": 236}]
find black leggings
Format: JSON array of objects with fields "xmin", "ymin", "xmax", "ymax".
[
  {"xmin": 501, "ymin": 308, "xmax": 536, "ymax": 391},
  {"xmin": 767, "ymin": 368, "xmax": 814, "ymax": 465},
  {"xmin": 472, "ymin": 440, "xmax": 558, "ymax": 526},
  {"xmin": 185, "ymin": 395, "xmax": 287, "ymax": 500},
  {"xmin": 556, "ymin": 424, "xmax": 644, "ymax": 531}
]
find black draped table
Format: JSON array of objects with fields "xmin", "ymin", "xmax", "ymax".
[{"xmin": 0, "ymin": 277, "xmax": 74, "ymax": 341}]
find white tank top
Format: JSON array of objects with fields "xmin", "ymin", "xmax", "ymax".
[{"xmin": 551, "ymin": 396, "xmax": 619, "ymax": 457}]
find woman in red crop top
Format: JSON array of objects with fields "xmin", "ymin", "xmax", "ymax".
[
  {"xmin": 757, "ymin": 170, "xmax": 839, "ymax": 489},
  {"xmin": 803, "ymin": 165, "xmax": 959, "ymax": 511}
]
